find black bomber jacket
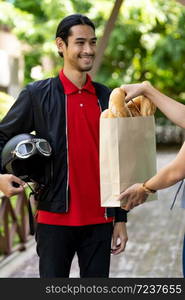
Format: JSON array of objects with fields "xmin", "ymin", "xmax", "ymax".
[{"xmin": 0, "ymin": 76, "xmax": 127, "ymax": 222}]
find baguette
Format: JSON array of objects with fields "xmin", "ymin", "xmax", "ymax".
[
  {"xmin": 126, "ymin": 100, "xmax": 141, "ymax": 117},
  {"xmin": 140, "ymin": 96, "xmax": 156, "ymax": 116},
  {"xmin": 109, "ymin": 88, "xmax": 127, "ymax": 117},
  {"xmin": 100, "ymin": 87, "xmax": 156, "ymax": 118},
  {"xmin": 126, "ymin": 95, "xmax": 156, "ymax": 116},
  {"xmin": 100, "ymin": 109, "xmax": 116, "ymax": 118}
]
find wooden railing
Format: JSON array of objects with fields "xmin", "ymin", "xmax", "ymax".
[{"xmin": 0, "ymin": 191, "xmax": 35, "ymax": 256}]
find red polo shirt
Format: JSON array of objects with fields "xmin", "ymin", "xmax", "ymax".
[{"xmin": 37, "ymin": 70, "xmax": 113, "ymax": 226}]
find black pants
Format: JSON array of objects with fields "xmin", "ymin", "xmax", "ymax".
[{"xmin": 35, "ymin": 222, "xmax": 113, "ymax": 278}]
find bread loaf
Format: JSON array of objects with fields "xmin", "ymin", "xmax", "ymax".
[
  {"xmin": 126, "ymin": 100, "xmax": 141, "ymax": 117},
  {"xmin": 100, "ymin": 109, "xmax": 116, "ymax": 118},
  {"xmin": 126, "ymin": 95, "xmax": 156, "ymax": 116},
  {"xmin": 100, "ymin": 87, "xmax": 156, "ymax": 118},
  {"xmin": 140, "ymin": 96, "xmax": 156, "ymax": 116},
  {"xmin": 109, "ymin": 88, "xmax": 127, "ymax": 117}
]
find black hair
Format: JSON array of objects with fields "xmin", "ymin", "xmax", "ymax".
[{"xmin": 56, "ymin": 14, "xmax": 95, "ymax": 57}]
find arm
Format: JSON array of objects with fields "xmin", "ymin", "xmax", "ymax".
[
  {"xmin": 142, "ymin": 141, "xmax": 185, "ymax": 190},
  {"xmin": 111, "ymin": 208, "xmax": 128, "ymax": 254},
  {"xmin": 119, "ymin": 141, "xmax": 185, "ymax": 210},
  {"xmin": 121, "ymin": 81, "xmax": 185, "ymax": 129}
]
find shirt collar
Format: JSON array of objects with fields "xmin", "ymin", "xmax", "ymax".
[{"xmin": 59, "ymin": 69, "xmax": 95, "ymax": 95}]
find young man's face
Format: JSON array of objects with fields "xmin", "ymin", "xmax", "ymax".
[{"xmin": 57, "ymin": 24, "xmax": 97, "ymax": 72}]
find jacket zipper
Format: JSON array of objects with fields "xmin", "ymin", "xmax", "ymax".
[
  {"xmin": 65, "ymin": 94, "xmax": 69, "ymax": 212},
  {"xmin": 104, "ymin": 209, "xmax": 108, "ymax": 219},
  {"xmin": 97, "ymin": 98, "xmax": 108, "ymax": 220}
]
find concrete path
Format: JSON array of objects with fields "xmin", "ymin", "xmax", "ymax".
[{"xmin": 0, "ymin": 146, "xmax": 184, "ymax": 278}]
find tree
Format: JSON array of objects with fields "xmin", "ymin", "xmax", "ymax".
[
  {"xmin": 90, "ymin": 0, "xmax": 124, "ymax": 78},
  {"xmin": 95, "ymin": 0, "xmax": 185, "ymax": 100},
  {"xmin": 1, "ymin": 0, "xmax": 185, "ymax": 105}
]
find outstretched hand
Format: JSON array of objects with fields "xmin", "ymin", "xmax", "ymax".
[{"xmin": 118, "ymin": 183, "xmax": 148, "ymax": 211}]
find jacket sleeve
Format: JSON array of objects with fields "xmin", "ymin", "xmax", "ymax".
[
  {"xmin": 0, "ymin": 86, "xmax": 34, "ymax": 172},
  {"xmin": 114, "ymin": 207, "xmax": 128, "ymax": 222}
]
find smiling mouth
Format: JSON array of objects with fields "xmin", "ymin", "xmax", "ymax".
[
  {"xmin": 80, "ymin": 57, "xmax": 94, "ymax": 65},
  {"xmin": 80, "ymin": 56, "xmax": 94, "ymax": 60}
]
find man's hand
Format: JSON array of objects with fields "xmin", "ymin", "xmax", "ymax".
[
  {"xmin": 118, "ymin": 183, "xmax": 148, "ymax": 211},
  {"xmin": 111, "ymin": 222, "xmax": 128, "ymax": 255},
  {"xmin": 0, "ymin": 174, "xmax": 25, "ymax": 197}
]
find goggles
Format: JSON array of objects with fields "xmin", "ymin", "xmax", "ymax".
[{"xmin": 11, "ymin": 138, "xmax": 52, "ymax": 159}]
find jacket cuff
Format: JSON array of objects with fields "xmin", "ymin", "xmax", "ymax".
[{"xmin": 114, "ymin": 207, "xmax": 128, "ymax": 222}]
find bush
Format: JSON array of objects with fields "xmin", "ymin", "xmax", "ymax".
[{"xmin": 0, "ymin": 92, "xmax": 15, "ymax": 120}]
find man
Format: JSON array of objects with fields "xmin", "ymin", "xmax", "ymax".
[{"xmin": 0, "ymin": 14, "xmax": 128, "ymax": 278}]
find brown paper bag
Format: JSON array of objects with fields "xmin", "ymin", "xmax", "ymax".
[{"xmin": 100, "ymin": 115, "xmax": 157, "ymax": 207}]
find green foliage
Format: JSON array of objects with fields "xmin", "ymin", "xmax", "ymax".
[
  {"xmin": 0, "ymin": 1, "xmax": 34, "ymax": 35},
  {"xmin": 0, "ymin": 92, "xmax": 15, "ymax": 120},
  {"xmin": 12, "ymin": 0, "xmax": 46, "ymax": 19},
  {"xmin": 70, "ymin": 0, "xmax": 92, "ymax": 13},
  {"xmin": 1, "ymin": 0, "xmax": 185, "ymax": 107},
  {"xmin": 95, "ymin": 0, "xmax": 185, "ymax": 97}
]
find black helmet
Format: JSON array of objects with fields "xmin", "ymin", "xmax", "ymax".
[{"xmin": 1, "ymin": 133, "xmax": 52, "ymax": 183}]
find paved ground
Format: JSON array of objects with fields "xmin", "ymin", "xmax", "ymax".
[{"xmin": 0, "ymin": 146, "xmax": 185, "ymax": 278}]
